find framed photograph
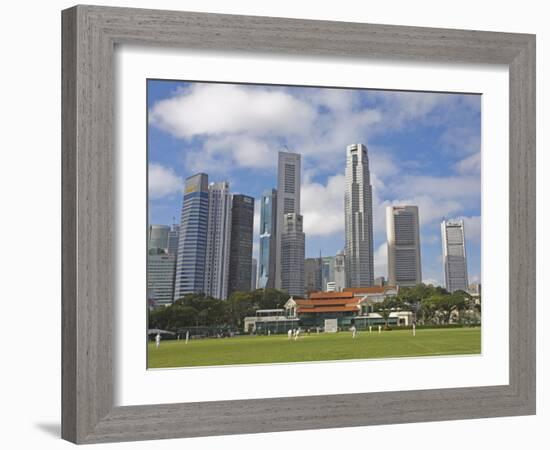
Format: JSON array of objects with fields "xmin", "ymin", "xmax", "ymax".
[{"xmin": 62, "ymin": 5, "xmax": 536, "ymax": 444}]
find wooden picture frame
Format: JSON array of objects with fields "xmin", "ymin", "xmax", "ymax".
[{"xmin": 61, "ymin": 5, "xmax": 536, "ymax": 444}]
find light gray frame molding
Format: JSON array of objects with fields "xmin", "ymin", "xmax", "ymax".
[{"xmin": 62, "ymin": 5, "xmax": 536, "ymax": 444}]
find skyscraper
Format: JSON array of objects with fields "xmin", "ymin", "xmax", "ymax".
[
  {"xmin": 344, "ymin": 143, "xmax": 374, "ymax": 288},
  {"xmin": 280, "ymin": 213, "xmax": 305, "ymax": 297},
  {"xmin": 167, "ymin": 223, "xmax": 180, "ymax": 256},
  {"xmin": 333, "ymin": 250, "xmax": 346, "ymax": 292},
  {"xmin": 305, "ymin": 257, "xmax": 323, "ymax": 294},
  {"xmin": 321, "ymin": 256, "xmax": 335, "ymax": 291},
  {"xmin": 147, "ymin": 249, "xmax": 176, "ymax": 307},
  {"xmin": 251, "ymin": 257, "xmax": 258, "ymax": 290},
  {"xmin": 386, "ymin": 205, "xmax": 422, "ymax": 287},
  {"xmin": 275, "ymin": 151, "xmax": 305, "ymax": 293},
  {"xmin": 173, "ymin": 173, "xmax": 209, "ymax": 301},
  {"xmin": 204, "ymin": 181, "xmax": 232, "ymax": 300},
  {"xmin": 228, "ymin": 194, "xmax": 255, "ymax": 295},
  {"xmin": 148, "ymin": 224, "xmax": 170, "ymax": 252},
  {"xmin": 441, "ymin": 219, "xmax": 468, "ymax": 292},
  {"xmin": 258, "ymin": 188, "xmax": 277, "ymax": 289}
]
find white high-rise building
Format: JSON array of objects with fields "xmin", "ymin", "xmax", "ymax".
[
  {"xmin": 333, "ymin": 250, "xmax": 346, "ymax": 292},
  {"xmin": 275, "ymin": 151, "xmax": 304, "ymax": 293},
  {"xmin": 386, "ymin": 205, "xmax": 422, "ymax": 287},
  {"xmin": 344, "ymin": 143, "xmax": 374, "ymax": 287},
  {"xmin": 204, "ymin": 181, "xmax": 232, "ymax": 300},
  {"xmin": 441, "ymin": 219, "xmax": 468, "ymax": 292}
]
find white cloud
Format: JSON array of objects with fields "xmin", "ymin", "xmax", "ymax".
[
  {"xmin": 455, "ymin": 152, "xmax": 481, "ymax": 175},
  {"xmin": 441, "ymin": 125, "xmax": 481, "ymax": 156},
  {"xmin": 301, "ymin": 174, "xmax": 345, "ymax": 236},
  {"xmin": 374, "ymin": 243, "xmax": 387, "ymax": 279},
  {"xmin": 209, "ymin": 136, "xmax": 275, "ymax": 169},
  {"xmin": 458, "ymin": 215, "xmax": 481, "ymax": 243},
  {"xmin": 389, "ymin": 175, "xmax": 480, "ymax": 201},
  {"xmin": 149, "ymin": 84, "xmax": 316, "ymax": 138},
  {"xmin": 148, "ymin": 163, "xmax": 183, "ymax": 199},
  {"xmin": 369, "ymin": 148, "xmax": 400, "ymax": 178}
]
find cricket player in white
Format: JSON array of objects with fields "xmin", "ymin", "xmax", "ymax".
[
  {"xmin": 351, "ymin": 325, "xmax": 357, "ymax": 339},
  {"xmin": 155, "ymin": 332, "xmax": 161, "ymax": 349},
  {"xmin": 288, "ymin": 329, "xmax": 293, "ymax": 340},
  {"xmin": 294, "ymin": 328, "xmax": 301, "ymax": 341}
]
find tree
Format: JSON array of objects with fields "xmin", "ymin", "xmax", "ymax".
[
  {"xmin": 374, "ymin": 297, "xmax": 400, "ymax": 328},
  {"xmin": 422, "ymin": 293, "xmax": 466, "ymax": 324},
  {"xmin": 149, "ymin": 288, "xmax": 292, "ymax": 331},
  {"xmin": 226, "ymin": 291, "xmax": 256, "ymax": 328}
]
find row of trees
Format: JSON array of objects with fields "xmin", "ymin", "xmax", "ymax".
[
  {"xmin": 148, "ymin": 289, "xmax": 289, "ymax": 333},
  {"xmin": 374, "ymin": 283, "xmax": 481, "ymax": 326},
  {"xmin": 149, "ymin": 284, "xmax": 481, "ymax": 333}
]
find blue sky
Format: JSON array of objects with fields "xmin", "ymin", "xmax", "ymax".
[{"xmin": 148, "ymin": 80, "xmax": 481, "ymax": 287}]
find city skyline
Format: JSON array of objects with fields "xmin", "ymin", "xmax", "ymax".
[{"xmin": 148, "ymin": 80, "xmax": 481, "ymax": 286}]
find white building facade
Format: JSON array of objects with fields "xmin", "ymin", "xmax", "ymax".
[
  {"xmin": 204, "ymin": 181, "xmax": 232, "ymax": 300},
  {"xmin": 333, "ymin": 250, "xmax": 346, "ymax": 292},
  {"xmin": 344, "ymin": 143, "xmax": 374, "ymax": 288}
]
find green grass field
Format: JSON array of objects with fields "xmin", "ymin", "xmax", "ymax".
[{"xmin": 147, "ymin": 327, "xmax": 481, "ymax": 368}]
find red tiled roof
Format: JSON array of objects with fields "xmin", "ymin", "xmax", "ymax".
[
  {"xmin": 308, "ymin": 291, "xmax": 354, "ymax": 299},
  {"xmin": 298, "ymin": 305, "xmax": 359, "ymax": 313},
  {"xmin": 295, "ymin": 298, "xmax": 358, "ymax": 307}
]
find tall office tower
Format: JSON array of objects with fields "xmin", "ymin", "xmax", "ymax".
[
  {"xmin": 441, "ymin": 219, "xmax": 469, "ymax": 293},
  {"xmin": 251, "ymin": 258, "xmax": 258, "ymax": 290},
  {"xmin": 344, "ymin": 143, "xmax": 374, "ymax": 288},
  {"xmin": 280, "ymin": 213, "xmax": 305, "ymax": 297},
  {"xmin": 321, "ymin": 256, "xmax": 335, "ymax": 291},
  {"xmin": 204, "ymin": 182, "xmax": 232, "ymax": 300},
  {"xmin": 275, "ymin": 151, "xmax": 303, "ymax": 290},
  {"xmin": 333, "ymin": 250, "xmax": 346, "ymax": 292},
  {"xmin": 228, "ymin": 194, "xmax": 255, "ymax": 295},
  {"xmin": 258, "ymin": 188, "xmax": 277, "ymax": 289},
  {"xmin": 304, "ymin": 257, "xmax": 323, "ymax": 294},
  {"xmin": 147, "ymin": 249, "xmax": 176, "ymax": 307},
  {"xmin": 167, "ymin": 223, "xmax": 180, "ymax": 256},
  {"xmin": 148, "ymin": 224, "xmax": 170, "ymax": 252},
  {"xmin": 386, "ymin": 205, "xmax": 422, "ymax": 287},
  {"xmin": 173, "ymin": 173, "xmax": 209, "ymax": 301}
]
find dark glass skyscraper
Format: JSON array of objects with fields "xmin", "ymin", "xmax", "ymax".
[
  {"xmin": 228, "ymin": 194, "xmax": 255, "ymax": 295},
  {"xmin": 258, "ymin": 188, "xmax": 277, "ymax": 289},
  {"xmin": 173, "ymin": 173, "xmax": 209, "ymax": 301}
]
